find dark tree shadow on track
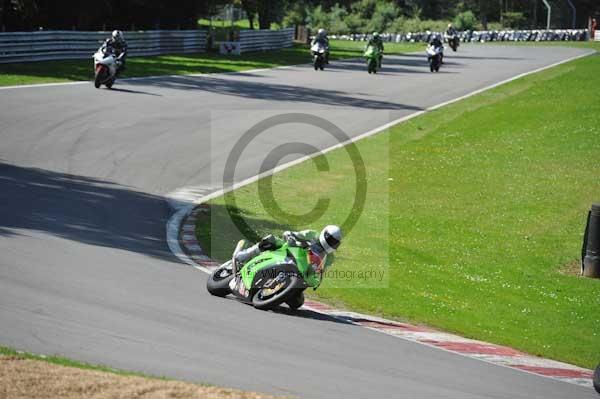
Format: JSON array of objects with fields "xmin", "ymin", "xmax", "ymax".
[
  {"xmin": 125, "ymin": 74, "xmax": 423, "ymax": 111},
  {"xmin": 397, "ymin": 52, "xmax": 526, "ymax": 61},
  {"xmin": 323, "ymin": 57, "xmax": 433, "ymax": 74},
  {"xmin": 0, "ymin": 162, "xmax": 179, "ymax": 263}
]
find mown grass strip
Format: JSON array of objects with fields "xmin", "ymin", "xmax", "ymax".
[{"xmin": 0, "ymin": 40, "xmax": 422, "ymax": 87}]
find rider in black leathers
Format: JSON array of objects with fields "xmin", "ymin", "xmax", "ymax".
[
  {"xmin": 429, "ymin": 34, "xmax": 444, "ymax": 64},
  {"xmin": 311, "ymin": 28, "xmax": 330, "ymax": 64},
  {"xmin": 446, "ymin": 23, "xmax": 458, "ymax": 37},
  {"xmin": 102, "ymin": 30, "xmax": 128, "ymax": 75}
]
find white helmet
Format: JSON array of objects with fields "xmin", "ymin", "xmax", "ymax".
[
  {"xmin": 373, "ymin": 32, "xmax": 380, "ymax": 38},
  {"xmin": 112, "ymin": 30, "xmax": 123, "ymax": 41},
  {"xmin": 319, "ymin": 225, "xmax": 342, "ymax": 254},
  {"xmin": 317, "ymin": 28, "xmax": 326, "ymax": 37}
]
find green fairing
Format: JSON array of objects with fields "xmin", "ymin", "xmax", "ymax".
[
  {"xmin": 364, "ymin": 46, "xmax": 379, "ymax": 58},
  {"xmin": 240, "ymin": 243, "xmax": 322, "ymax": 290}
]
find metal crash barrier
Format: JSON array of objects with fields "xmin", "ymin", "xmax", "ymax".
[{"xmin": 0, "ymin": 30, "xmax": 208, "ymax": 64}]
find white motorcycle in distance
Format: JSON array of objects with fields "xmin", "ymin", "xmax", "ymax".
[
  {"xmin": 426, "ymin": 44, "xmax": 443, "ymax": 72},
  {"xmin": 445, "ymin": 33, "xmax": 459, "ymax": 52},
  {"xmin": 93, "ymin": 45, "xmax": 120, "ymax": 89},
  {"xmin": 311, "ymin": 42, "xmax": 327, "ymax": 71}
]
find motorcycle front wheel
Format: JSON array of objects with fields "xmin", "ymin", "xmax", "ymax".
[
  {"xmin": 252, "ymin": 274, "xmax": 302, "ymax": 310},
  {"xmin": 206, "ymin": 263, "xmax": 234, "ymax": 297},
  {"xmin": 368, "ymin": 60, "xmax": 376, "ymax": 74},
  {"xmin": 594, "ymin": 363, "xmax": 600, "ymax": 393},
  {"xmin": 94, "ymin": 71, "xmax": 103, "ymax": 88}
]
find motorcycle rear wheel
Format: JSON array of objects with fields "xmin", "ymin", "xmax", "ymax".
[
  {"xmin": 206, "ymin": 263, "xmax": 234, "ymax": 297},
  {"xmin": 105, "ymin": 77, "xmax": 115, "ymax": 89},
  {"xmin": 252, "ymin": 274, "xmax": 302, "ymax": 310}
]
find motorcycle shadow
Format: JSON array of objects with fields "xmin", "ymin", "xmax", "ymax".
[
  {"xmin": 270, "ymin": 304, "xmax": 356, "ymax": 325},
  {"xmin": 221, "ymin": 295, "xmax": 354, "ymax": 326},
  {"xmin": 104, "ymin": 86, "xmax": 163, "ymax": 97}
]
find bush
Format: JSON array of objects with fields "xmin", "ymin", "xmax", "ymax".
[
  {"xmin": 502, "ymin": 12, "xmax": 526, "ymax": 29},
  {"xmin": 351, "ymin": 0, "xmax": 378, "ymax": 20},
  {"xmin": 308, "ymin": 5, "xmax": 330, "ymax": 31},
  {"xmin": 390, "ymin": 17, "xmax": 419, "ymax": 32},
  {"xmin": 366, "ymin": 1, "xmax": 399, "ymax": 33},
  {"xmin": 329, "ymin": 3, "xmax": 349, "ymax": 34},
  {"xmin": 282, "ymin": 2, "xmax": 309, "ymax": 27},
  {"xmin": 419, "ymin": 19, "xmax": 450, "ymax": 32},
  {"xmin": 454, "ymin": 10, "xmax": 477, "ymax": 31},
  {"xmin": 486, "ymin": 22, "xmax": 504, "ymax": 31},
  {"xmin": 345, "ymin": 12, "xmax": 367, "ymax": 33}
]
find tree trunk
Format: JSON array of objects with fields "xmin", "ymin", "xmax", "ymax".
[
  {"xmin": 248, "ymin": 13, "xmax": 254, "ymax": 29},
  {"xmin": 257, "ymin": 0, "xmax": 271, "ymax": 30},
  {"xmin": 2, "ymin": 0, "xmax": 12, "ymax": 31},
  {"xmin": 479, "ymin": 0, "xmax": 488, "ymax": 29}
]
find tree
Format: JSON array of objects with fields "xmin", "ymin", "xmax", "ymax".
[
  {"xmin": 454, "ymin": 10, "xmax": 477, "ymax": 30},
  {"xmin": 366, "ymin": 0, "xmax": 399, "ymax": 32},
  {"xmin": 240, "ymin": 0, "xmax": 257, "ymax": 29}
]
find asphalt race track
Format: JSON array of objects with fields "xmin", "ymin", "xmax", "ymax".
[{"xmin": 0, "ymin": 45, "xmax": 596, "ymax": 399}]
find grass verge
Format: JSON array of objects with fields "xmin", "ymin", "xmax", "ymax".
[
  {"xmin": 0, "ymin": 40, "xmax": 422, "ymax": 87},
  {"xmin": 196, "ymin": 52, "xmax": 600, "ymax": 368},
  {"xmin": 0, "ymin": 346, "xmax": 283, "ymax": 399},
  {"xmin": 0, "ymin": 346, "xmax": 161, "ymax": 378}
]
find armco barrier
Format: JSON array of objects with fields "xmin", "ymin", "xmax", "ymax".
[
  {"xmin": 595, "ymin": 31, "xmax": 600, "ymax": 41},
  {"xmin": 238, "ymin": 28, "xmax": 294, "ymax": 53},
  {"xmin": 332, "ymin": 29, "xmax": 588, "ymax": 43},
  {"xmin": 0, "ymin": 30, "xmax": 207, "ymax": 63}
]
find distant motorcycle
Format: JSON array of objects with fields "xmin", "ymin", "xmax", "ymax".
[
  {"xmin": 364, "ymin": 45, "xmax": 381, "ymax": 74},
  {"xmin": 426, "ymin": 44, "xmax": 443, "ymax": 72},
  {"xmin": 445, "ymin": 33, "xmax": 459, "ymax": 52},
  {"xmin": 311, "ymin": 42, "xmax": 327, "ymax": 71},
  {"xmin": 93, "ymin": 45, "xmax": 120, "ymax": 89}
]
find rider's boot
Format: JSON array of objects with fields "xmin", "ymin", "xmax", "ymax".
[{"xmin": 235, "ymin": 244, "xmax": 260, "ymax": 266}]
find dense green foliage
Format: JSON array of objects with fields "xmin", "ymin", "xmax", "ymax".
[
  {"xmin": 1, "ymin": 0, "xmax": 598, "ymax": 32},
  {"xmin": 295, "ymin": 0, "xmax": 599, "ymax": 34}
]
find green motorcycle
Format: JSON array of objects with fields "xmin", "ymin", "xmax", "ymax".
[
  {"xmin": 364, "ymin": 45, "xmax": 381, "ymax": 74},
  {"xmin": 206, "ymin": 239, "xmax": 324, "ymax": 310}
]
